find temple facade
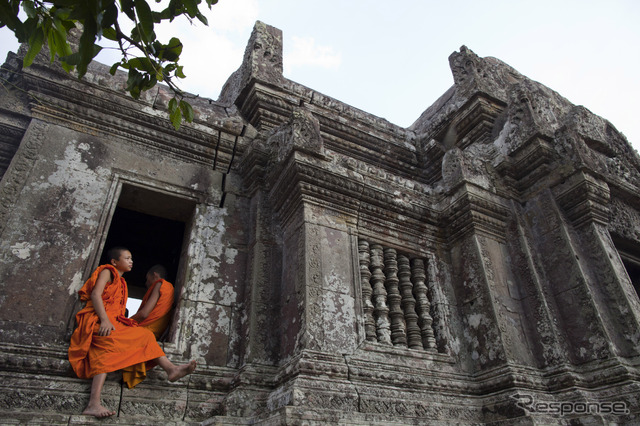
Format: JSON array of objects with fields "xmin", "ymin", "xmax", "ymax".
[{"xmin": 1, "ymin": 21, "xmax": 640, "ymax": 424}]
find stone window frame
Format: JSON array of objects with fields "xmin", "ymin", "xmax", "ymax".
[
  {"xmin": 356, "ymin": 237, "xmax": 451, "ymax": 355},
  {"xmin": 612, "ymin": 235, "xmax": 640, "ymax": 301},
  {"xmin": 81, "ymin": 170, "xmax": 207, "ymax": 347}
]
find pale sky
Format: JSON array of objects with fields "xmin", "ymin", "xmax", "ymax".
[{"xmin": 1, "ymin": 0, "xmax": 639, "ymax": 153}]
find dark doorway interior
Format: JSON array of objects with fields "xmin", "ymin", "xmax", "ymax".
[
  {"xmin": 621, "ymin": 256, "xmax": 640, "ymax": 297},
  {"xmin": 612, "ymin": 234, "xmax": 640, "ymax": 298},
  {"xmin": 101, "ymin": 207, "xmax": 185, "ymax": 298},
  {"xmin": 99, "ymin": 184, "xmax": 194, "ymax": 301}
]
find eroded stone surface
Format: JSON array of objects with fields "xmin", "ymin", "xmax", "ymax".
[{"xmin": 1, "ymin": 20, "xmax": 640, "ymax": 425}]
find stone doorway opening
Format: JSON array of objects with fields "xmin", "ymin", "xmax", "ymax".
[
  {"xmin": 99, "ymin": 183, "xmax": 195, "ymax": 327},
  {"xmin": 612, "ymin": 235, "xmax": 640, "ymax": 299}
]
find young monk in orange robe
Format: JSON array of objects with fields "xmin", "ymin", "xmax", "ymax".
[
  {"xmin": 68, "ymin": 247, "xmax": 196, "ymax": 418},
  {"xmin": 122, "ymin": 264, "xmax": 175, "ymax": 388}
]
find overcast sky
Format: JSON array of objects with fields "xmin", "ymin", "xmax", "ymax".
[{"xmin": 1, "ymin": 0, "xmax": 639, "ymax": 153}]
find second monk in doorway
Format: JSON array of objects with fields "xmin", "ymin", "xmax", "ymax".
[{"xmin": 122, "ymin": 264, "xmax": 175, "ymax": 388}]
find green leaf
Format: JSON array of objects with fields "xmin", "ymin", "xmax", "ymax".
[
  {"xmin": 51, "ymin": 19, "xmax": 73, "ymax": 56},
  {"xmin": 126, "ymin": 68, "xmax": 142, "ymax": 89},
  {"xmin": 179, "ymin": 99, "xmax": 194, "ymax": 122},
  {"xmin": 140, "ymin": 73, "xmax": 157, "ymax": 91},
  {"xmin": 175, "ymin": 65, "xmax": 185, "ymax": 78},
  {"xmin": 102, "ymin": 27, "xmax": 117, "ymax": 41},
  {"xmin": 159, "ymin": 37, "xmax": 182, "ymax": 61},
  {"xmin": 23, "ymin": 27, "xmax": 44, "ymax": 67},
  {"xmin": 109, "ymin": 62, "xmax": 120, "ymax": 75},
  {"xmin": 101, "ymin": 3, "xmax": 118, "ymax": 29},
  {"xmin": 22, "ymin": 0, "xmax": 36, "ymax": 19},
  {"xmin": 195, "ymin": 10, "xmax": 207, "ymax": 25},
  {"xmin": 156, "ymin": 6, "xmax": 174, "ymax": 21},
  {"xmin": 120, "ymin": 0, "xmax": 135, "ymax": 20},
  {"xmin": 183, "ymin": 0, "xmax": 199, "ymax": 18},
  {"xmin": 168, "ymin": 97, "xmax": 178, "ymax": 113},
  {"xmin": 53, "ymin": 24, "xmax": 76, "ymax": 73},
  {"xmin": 14, "ymin": 16, "xmax": 36, "ymax": 42},
  {"xmin": 170, "ymin": 105, "xmax": 182, "ymax": 129},
  {"xmin": 0, "ymin": 1, "xmax": 23, "ymax": 34},
  {"xmin": 134, "ymin": 0, "xmax": 154, "ymax": 43},
  {"xmin": 60, "ymin": 51, "xmax": 81, "ymax": 65},
  {"xmin": 128, "ymin": 56, "xmax": 157, "ymax": 73},
  {"xmin": 168, "ymin": 97, "xmax": 181, "ymax": 129},
  {"xmin": 151, "ymin": 10, "xmax": 163, "ymax": 23},
  {"xmin": 76, "ymin": 17, "xmax": 98, "ymax": 78},
  {"xmin": 46, "ymin": 25, "xmax": 58, "ymax": 62},
  {"xmin": 167, "ymin": 0, "xmax": 182, "ymax": 18}
]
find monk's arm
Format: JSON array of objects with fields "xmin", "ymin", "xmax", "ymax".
[
  {"xmin": 92, "ymin": 269, "xmax": 115, "ymax": 336},
  {"xmin": 131, "ymin": 282, "xmax": 162, "ymax": 322}
]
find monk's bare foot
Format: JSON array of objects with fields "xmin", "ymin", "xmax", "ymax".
[
  {"xmin": 168, "ymin": 360, "xmax": 197, "ymax": 382},
  {"xmin": 82, "ymin": 403, "xmax": 116, "ymax": 418}
]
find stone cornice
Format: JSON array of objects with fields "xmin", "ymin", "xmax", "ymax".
[
  {"xmin": 265, "ymin": 150, "xmax": 441, "ymax": 248},
  {"xmin": 236, "ymin": 80, "xmax": 422, "ymax": 183},
  {"xmin": 452, "ymin": 95, "xmax": 505, "ymax": 149},
  {"xmin": 20, "ymin": 65, "xmax": 245, "ymax": 170},
  {"xmin": 494, "ymin": 135, "xmax": 557, "ymax": 197},
  {"xmin": 554, "ymin": 171, "xmax": 611, "ymax": 228},
  {"xmin": 440, "ymin": 183, "xmax": 511, "ymax": 244}
]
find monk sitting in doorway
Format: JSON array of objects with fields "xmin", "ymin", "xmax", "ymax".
[
  {"xmin": 68, "ymin": 247, "xmax": 196, "ymax": 418},
  {"xmin": 122, "ymin": 264, "xmax": 175, "ymax": 388}
]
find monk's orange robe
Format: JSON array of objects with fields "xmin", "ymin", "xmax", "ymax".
[
  {"xmin": 122, "ymin": 279, "xmax": 174, "ymax": 388},
  {"xmin": 68, "ymin": 265, "xmax": 165, "ymax": 379},
  {"xmin": 136, "ymin": 279, "xmax": 175, "ymax": 338}
]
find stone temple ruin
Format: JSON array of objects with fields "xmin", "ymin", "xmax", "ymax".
[{"xmin": 1, "ymin": 20, "xmax": 640, "ymax": 424}]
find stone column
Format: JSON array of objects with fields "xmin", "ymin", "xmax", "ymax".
[
  {"xmin": 254, "ymin": 107, "xmax": 361, "ymax": 415},
  {"xmin": 441, "ymin": 145, "xmax": 544, "ymax": 372},
  {"xmin": 554, "ymin": 171, "xmax": 640, "ymax": 358}
]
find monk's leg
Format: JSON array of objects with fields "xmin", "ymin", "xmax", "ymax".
[
  {"xmin": 82, "ymin": 373, "xmax": 116, "ymax": 418},
  {"xmin": 155, "ymin": 356, "xmax": 197, "ymax": 382}
]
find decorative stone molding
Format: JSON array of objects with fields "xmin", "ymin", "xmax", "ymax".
[
  {"xmin": 219, "ymin": 21, "xmax": 284, "ymax": 107},
  {"xmin": 441, "ymin": 184, "xmax": 511, "ymax": 243},
  {"xmin": 266, "ymin": 107, "xmax": 324, "ymax": 164},
  {"xmin": 554, "ymin": 171, "xmax": 610, "ymax": 228},
  {"xmin": 20, "ymin": 72, "xmax": 244, "ymax": 170}
]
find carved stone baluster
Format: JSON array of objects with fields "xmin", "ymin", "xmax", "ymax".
[
  {"xmin": 398, "ymin": 254, "xmax": 421, "ymax": 349},
  {"xmin": 384, "ymin": 247, "xmax": 406, "ymax": 347},
  {"xmin": 411, "ymin": 258, "xmax": 436, "ymax": 351},
  {"xmin": 358, "ymin": 240, "xmax": 377, "ymax": 342},
  {"xmin": 370, "ymin": 244, "xmax": 391, "ymax": 344}
]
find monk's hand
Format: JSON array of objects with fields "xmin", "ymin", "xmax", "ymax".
[{"xmin": 98, "ymin": 319, "xmax": 115, "ymax": 336}]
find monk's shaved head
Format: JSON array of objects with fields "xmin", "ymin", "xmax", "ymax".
[
  {"xmin": 147, "ymin": 264, "xmax": 167, "ymax": 279},
  {"xmin": 107, "ymin": 246, "xmax": 129, "ymax": 263}
]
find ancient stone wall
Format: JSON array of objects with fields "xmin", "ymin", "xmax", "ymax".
[{"xmin": 1, "ymin": 21, "xmax": 640, "ymax": 424}]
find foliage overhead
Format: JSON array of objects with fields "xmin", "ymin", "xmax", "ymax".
[{"xmin": 0, "ymin": 0, "xmax": 217, "ymax": 129}]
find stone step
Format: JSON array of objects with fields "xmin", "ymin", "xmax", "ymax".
[{"xmin": 0, "ymin": 410, "xmax": 201, "ymax": 425}]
